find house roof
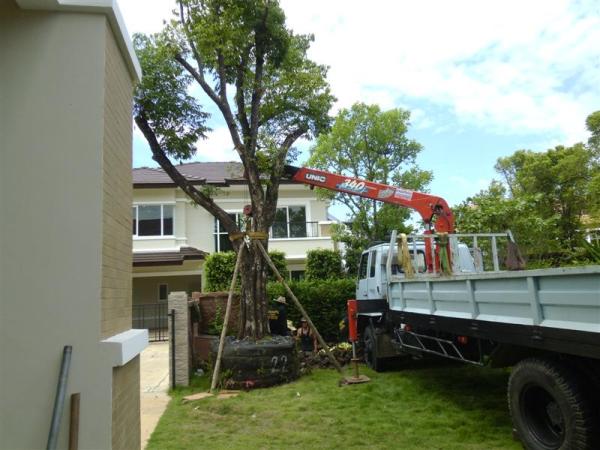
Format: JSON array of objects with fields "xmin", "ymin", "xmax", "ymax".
[
  {"xmin": 133, "ymin": 161, "xmax": 299, "ymax": 188},
  {"xmin": 133, "ymin": 162, "xmax": 246, "ymax": 187},
  {"xmin": 132, "ymin": 246, "xmax": 207, "ymax": 267}
]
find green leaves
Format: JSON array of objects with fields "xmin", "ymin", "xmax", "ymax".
[
  {"xmin": 456, "ymin": 132, "xmax": 600, "ymax": 266},
  {"xmin": 204, "ymin": 250, "xmax": 289, "ymax": 291},
  {"xmin": 308, "ymin": 103, "xmax": 430, "ymax": 268},
  {"xmin": 305, "ymin": 249, "xmax": 344, "ymax": 280},
  {"xmin": 133, "ymin": 33, "xmax": 209, "ymax": 160}
]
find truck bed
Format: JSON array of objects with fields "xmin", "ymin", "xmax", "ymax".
[
  {"xmin": 389, "ymin": 265, "xmax": 600, "ymax": 332},
  {"xmin": 386, "ymin": 265, "xmax": 600, "ymax": 358}
]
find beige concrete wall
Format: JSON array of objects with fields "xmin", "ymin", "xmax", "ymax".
[
  {"xmin": 0, "ymin": 4, "xmax": 141, "ymax": 449},
  {"xmin": 0, "ymin": 4, "xmax": 112, "ymax": 449}
]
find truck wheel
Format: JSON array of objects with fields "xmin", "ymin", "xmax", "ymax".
[
  {"xmin": 363, "ymin": 325, "xmax": 383, "ymax": 372},
  {"xmin": 508, "ymin": 357, "xmax": 596, "ymax": 450}
]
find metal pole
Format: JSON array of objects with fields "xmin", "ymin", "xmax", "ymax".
[
  {"xmin": 169, "ymin": 309, "xmax": 176, "ymax": 390},
  {"xmin": 255, "ymin": 240, "xmax": 344, "ymax": 374},
  {"xmin": 210, "ymin": 244, "xmax": 245, "ymax": 392},
  {"xmin": 47, "ymin": 345, "xmax": 72, "ymax": 450}
]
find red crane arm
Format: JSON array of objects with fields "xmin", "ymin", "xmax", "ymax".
[{"xmin": 284, "ymin": 165, "xmax": 454, "ymax": 233}]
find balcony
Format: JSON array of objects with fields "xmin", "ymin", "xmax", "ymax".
[{"xmin": 269, "ymin": 221, "xmax": 336, "ymax": 239}]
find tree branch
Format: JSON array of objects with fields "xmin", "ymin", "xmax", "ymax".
[
  {"xmin": 266, "ymin": 126, "xmax": 308, "ymax": 209},
  {"xmin": 248, "ymin": 2, "xmax": 270, "ymax": 155},
  {"xmin": 235, "ymin": 46, "xmax": 251, "ymax": 138},
  {"xmin": 134, "ymin": 112, "xmax": 239, "ymax": 236}
]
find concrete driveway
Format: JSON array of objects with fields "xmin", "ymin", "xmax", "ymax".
[{"xmin": 140, "ymin": 341, "xmax": 170, "ymax": 449}]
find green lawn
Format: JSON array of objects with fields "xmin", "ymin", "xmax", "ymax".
[{"xmin": 147, "ymin": 362, "xmax": 520, "ymax": 450}]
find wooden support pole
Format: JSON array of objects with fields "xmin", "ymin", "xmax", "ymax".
[
  {"xmin": 68, "ymin": 393, "xmax": 80, "ymax": 450},
  {"xmin": 254, "ymin": 240, "xmax": 344, "ymax": 374},
  {"xmin": 210, "ymin": 244, "xmax": 245, "ymax": 392}
]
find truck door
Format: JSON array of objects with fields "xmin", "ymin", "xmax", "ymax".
[
  {"xmin": 367, "ymin": 250, "xmax": 380, "ymax": 299},
  {"xmin": 356, "ymin": 251, "xmax": 369, "ymax": 300}
]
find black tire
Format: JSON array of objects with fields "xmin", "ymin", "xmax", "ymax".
[
  {"xmin": 508, "ymin": 357, "xmax": 596, "ymax": 450},
  {"xmin": 363, "ymin": 325, "xmax": 384, "ymax": 372}
]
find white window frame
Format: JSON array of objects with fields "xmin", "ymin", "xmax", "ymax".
[
  {"xmin": 132, "ymin": 203, "xmax": 175, "ymax": 238},
  {"xmin": 214, "ymin": 211, "xmax": 243, "ymax": 252},
  {"xmin": 270, "ymin": 204, "xmax": 310, "ymax": 239}
]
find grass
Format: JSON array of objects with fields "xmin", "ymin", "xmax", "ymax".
[{"xmin": 147, "ymin": 361, "xmax": 520, "ymax": 450}]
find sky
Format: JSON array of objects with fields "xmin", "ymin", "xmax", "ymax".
[{"xmin": 119, "ymin": 0, "xmax": 600, "ymax": 216}]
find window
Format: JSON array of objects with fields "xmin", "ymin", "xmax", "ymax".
[
  {"xmin": 358, "ymin": 253, "xmax": 368, "ymax": 279},
  {"xmin": 158, "ymin": 284, "xmax": 168, "ymax": 301},
  {"xmin": 369, "ymin": 250, "xmax": 377, "ymax": 278},
  {"xmin": 271, "ymin": 206, "xmax": 306, "ymax": 238},
  {"xmin": 214, "ymin": 213, "xmax": 244, "ymax": 252},
  {"xmin": 132, "ymin": 204, "xmax": 174, "ymax": 237},
  {"xmin": 290, "ymin": 270, "xmax": 305, "ymax": 281}
]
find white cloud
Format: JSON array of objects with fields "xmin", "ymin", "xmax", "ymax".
[
  {"xmin": 280, "ymin": 0, "xmax": 600, "ymax": 143},
  {"xmin": 194, "ymin": 127, "xmax": 240, "ymax": 162},
  {"xmin": 120, "ymin": 0, "xmax": 600, "ymax": 147}
]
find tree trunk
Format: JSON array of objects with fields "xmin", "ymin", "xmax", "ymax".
[{"xmin": 237, "ymin": 239, "xmax": 269, "ymax": 340}]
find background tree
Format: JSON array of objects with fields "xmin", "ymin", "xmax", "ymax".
[
  {"xmin": 133, "ymin": 0, "xmax": 334, "ymax": 339},
  {"xmin": 456, "ymin": 114, "xmax": 600, "ymax": 266},
  {"xmin": 308, "ymin": 102, "xmax": 431, "ymax": 274}
]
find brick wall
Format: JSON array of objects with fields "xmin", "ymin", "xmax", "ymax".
[
  {"xmin": 194, "ymin": 292, "xmax": 240, "ymax": 335},
  {"xmin": 102, "ymin": 22, "xmax": 140, "ymax": 449},
  {"xmin": 101, "ymin": 21, "xmax": 133, "ymax": 339},
  {"xmin": 111, "ymin": 356, "xmax": 141, "ymax": 450}
]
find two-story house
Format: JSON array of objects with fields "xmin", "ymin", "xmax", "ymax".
[{"xmin": 132, "ymin": 162, "xmax": 337, "ymax": 313}]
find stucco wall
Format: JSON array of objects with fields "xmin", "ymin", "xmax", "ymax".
[
  {"xmin": 0, "ymin": 4, "xmax": 140, "ymax": 449},
  {"xmin": 132, "ymin": 275, "xmax": 202, "ymax": 305}
]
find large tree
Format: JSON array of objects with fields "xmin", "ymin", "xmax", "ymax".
[
  {"xmin": 133, "ymin": 0, "xmax": 334, "ymax": 339},
  {"xmin": 307, "ymin": 102, "xmax": 431, "ymax": 274}
]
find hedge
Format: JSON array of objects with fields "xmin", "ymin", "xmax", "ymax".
[
  {"xmin": 204, "ymin": 250, "xmax": 289, "ymax": 292},
  {"xmin": 305, "ymin": 248, "xmax": 344, "ymax": 280},
  {"xmin": 267, "ymin": 278, "xmax": 355, "ymax": 341}
]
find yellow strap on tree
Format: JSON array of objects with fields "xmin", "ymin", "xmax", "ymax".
[
  {"xmin": 247, "ymin": 231, "xmax": 269, "ymax": 240},
  {"xmin": 398, "ymin": 233, "xmax": 415, "ymax": 279},
  {"xmin": 228, "ymin": 232, "xmax": 245, "ymax": 242}
]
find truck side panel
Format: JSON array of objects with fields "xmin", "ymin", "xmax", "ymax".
[{"xmin": 389, "ymin": 267, "xmax": 600, "ymax": 334}]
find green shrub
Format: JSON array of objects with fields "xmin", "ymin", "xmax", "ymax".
[
  {"xmin": 305, "ymin": 249, "xmax": 344, "ymax": 280},
  {"xmin": 267, "ymin": 278, "xmax": 355, "ymax": 341},
  {"xmin": 267, "ymin": 250, "xmax": 289, "ymax": 280},
  {"xmin": 204, "ymin": 252, "xmax": 237, "ymax": 292},
  {"xmin": 204, "ymin": 250, "xmax": 289, "ymax": 292}
]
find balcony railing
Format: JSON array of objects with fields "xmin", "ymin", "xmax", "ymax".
[{"xmin": 269, "ymin": 221, "xmax": 320, "ymax": 239}]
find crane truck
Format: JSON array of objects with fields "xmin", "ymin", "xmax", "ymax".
[{"xmin": 284, "ymin": 165, "xmax": 600, "ymax": 450}]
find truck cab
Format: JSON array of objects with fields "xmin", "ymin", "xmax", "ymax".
[{"xmin": 356, "ymin": 242, "xmax": 475, "ymax": 301}]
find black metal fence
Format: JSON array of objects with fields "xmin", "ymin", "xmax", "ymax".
[{"xmin": 133, "ymin": 303, "xmax": 168, "ymax": 342}]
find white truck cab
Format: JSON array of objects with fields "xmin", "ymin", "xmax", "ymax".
[{"xmin": 356, "ymin": 242, "xmax": 475, "ymax": 301}]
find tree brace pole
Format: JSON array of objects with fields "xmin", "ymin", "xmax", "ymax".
[
  {"xmin": 210, "ymin": 243, "xmax": 246, "ymax": 392},
  {"xmin": 254, "ymin": 239, "xmax": 344, "ymax": 375}
]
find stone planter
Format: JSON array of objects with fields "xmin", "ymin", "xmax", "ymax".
[{"xmin": 211, "ymin": 336, "xmax": 299, "ymax": 389}]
